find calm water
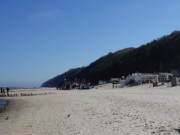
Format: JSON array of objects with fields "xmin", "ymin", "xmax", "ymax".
[{"xmin": 0, "ymin": 100, "xmax": 7, "ymax": 108}]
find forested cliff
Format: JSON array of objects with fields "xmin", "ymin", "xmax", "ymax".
[{"xmin": 42, "ymin": 31, "xmax": 180, "ymax": 87}]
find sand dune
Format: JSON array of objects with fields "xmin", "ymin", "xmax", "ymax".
[{"xmin": 1, "ymin": 84, "xmax": 180, "ymax": 135}]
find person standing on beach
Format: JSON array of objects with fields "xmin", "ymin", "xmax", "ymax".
[
  {"xmin": 6, "ymin": 87, "xmax": 10, "ymax": 96},
  {"xmin": 3, "ymin": 88, "xmax": 6, "ymax": 95},
  {"xmin": 0, "ymin": 87, "xmax": 3, "ymax": 93}
]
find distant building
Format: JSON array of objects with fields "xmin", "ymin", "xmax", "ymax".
[
  {"xmin": 98, "ymin": 80, "xmax": 107, "ymax": 85},
  {"xmin": 158, "ymin": 73, "xmax": 173, "ymax": 82},
  {"xmin": 127, "ymin": 72, "xmax": 173, "ymax": 84}
]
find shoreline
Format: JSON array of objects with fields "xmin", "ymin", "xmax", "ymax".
[
  {"xmin": 0, "ymin": 98, "xmax": 15, "ymax": 116},
  {"xmin": 0, "ymin": 99, "xmax": 8, "ymax": 113}
]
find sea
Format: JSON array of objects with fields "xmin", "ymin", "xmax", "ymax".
[{"xmin": 0, "ymin": 100, "xmax": 7, "ymax": 108}]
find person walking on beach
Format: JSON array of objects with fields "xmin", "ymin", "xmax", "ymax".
[{"xmin": 6, "ymin": 87, "xmax": 10, "ymax": 96}]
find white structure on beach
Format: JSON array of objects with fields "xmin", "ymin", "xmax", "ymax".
[
  {"xmin": 110, "ymin": 72, "xmax": 174, "ymax": 87},
  {"xmin": 158, "ymin": 73, "xmax": 173, "ymax": 82},
  {"xmin": 126, "ymin": 73, "xmax": 156, "ymax": 84},
  {"xmin": 98, "ymin": 80, "xmax": 107, "ymax": 85},
  {"xmin": 126, "ymin": 72, "xmax": 173, "ymax": 84}
]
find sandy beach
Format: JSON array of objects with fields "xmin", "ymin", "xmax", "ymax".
[{"xmin": 1, "ymin": 84, "xmax": 180, "ymax": 135}]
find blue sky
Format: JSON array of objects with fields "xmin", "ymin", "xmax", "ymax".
[{"xmin": 1, "ymin": 0, "xmax": 180, "ymax": 87}]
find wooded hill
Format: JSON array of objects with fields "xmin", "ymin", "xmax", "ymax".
[{"xmin": 41, "ymin": 31, "xmax": 180, "ymax": 87}]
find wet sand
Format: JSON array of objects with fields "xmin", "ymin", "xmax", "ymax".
[{"xmin": 0, "ymin": 84, "xmax": 180, "ymax": 135}]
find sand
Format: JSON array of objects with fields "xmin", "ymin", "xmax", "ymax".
[{"xmin": 0, "ymin": 84, "xmax": 180, "ymax": 135}]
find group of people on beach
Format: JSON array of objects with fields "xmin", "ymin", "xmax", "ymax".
[
  {"xmin": 0, "ymin": 87, "xmax": 10, "ymax": 96},
  {"xmin": 56, "ymin": 78, "xmax": 92, "ymax": 90}
]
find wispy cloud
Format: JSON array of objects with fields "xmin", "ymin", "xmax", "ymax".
[{"xmin": 28, "ymin": 9, "xmax": 65, "ymax": 23}]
